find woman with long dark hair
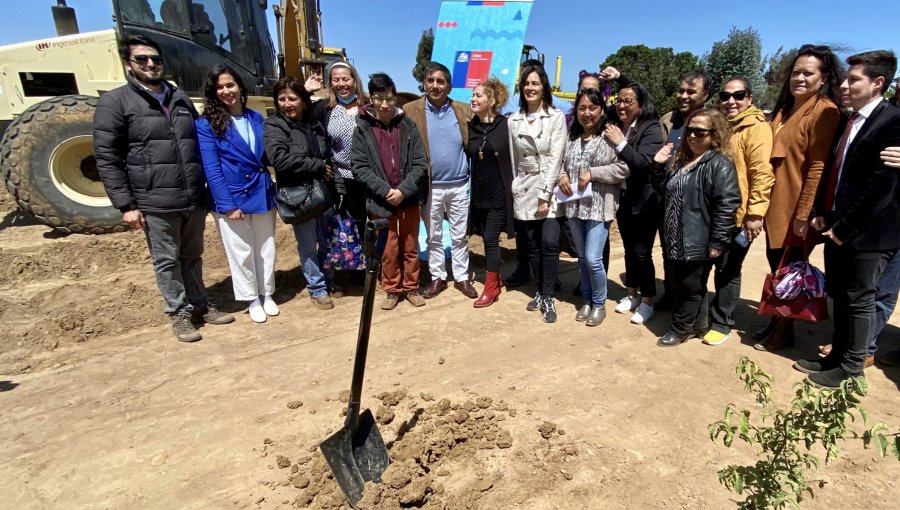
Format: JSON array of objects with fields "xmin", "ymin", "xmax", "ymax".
[
  {"xmin": 507, "ymin": 63, "xmax": 567, "ymax": 323},
  {"xmin": 467, "ymin": 77, "xmax": 513, "ymax": 307},
  {"xmin": 196, "ymin": 64, "xmax": 277, "ymax": 323},
  {"xmin": 754, "ymin": 44, "xmax": 843, "ymax": 351},
  {"xmin": 651, "ymin": 108, "xmax": 741, "ymax": 347},
  {"xmin": 263, "ymin": 76, "xmax": 337, "ymax": 310},
  {"xmin": 559, "ymin": 88, "xmax": 628, "ymax": 326},
  {"xmin": 602, "ymin": 81, "xmax": 663, "ymax": 326}
]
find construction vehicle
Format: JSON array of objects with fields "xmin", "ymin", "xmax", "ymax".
[{"xmin": 0, "ymin": 0, "xmax": 333, "ymax": 234}]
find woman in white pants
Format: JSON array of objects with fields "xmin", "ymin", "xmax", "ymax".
[{"xmin": 196, "ymin": 64, "xmax": 278, "ymax": 323}]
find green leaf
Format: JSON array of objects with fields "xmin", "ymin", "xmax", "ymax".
[{"xmin": 875, "ymin": 434, "xmax": 889, "ymax": 457}]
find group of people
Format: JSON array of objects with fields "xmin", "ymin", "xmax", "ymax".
[{"xmin": 93, "ymin": 35, "xmax": 900, "ymax": 390}]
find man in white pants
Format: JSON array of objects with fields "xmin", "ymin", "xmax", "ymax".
[{"xmin": 403, "ymin": 61, "xmax": 476, "ymax": 299}]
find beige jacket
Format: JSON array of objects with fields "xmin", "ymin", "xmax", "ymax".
[{"xmin": 508, "ymin": 107, "xmax": 567, "ymax": 220}]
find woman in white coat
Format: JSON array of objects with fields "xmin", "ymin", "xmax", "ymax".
[{"xmin": 508, "ymin": 63, "xmax": 568, "ymax": 323}]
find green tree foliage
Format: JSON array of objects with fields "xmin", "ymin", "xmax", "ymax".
[
  {"xmin": 703, "ymin": 27, "xmax": 766, "ymax": 106},
  {"xmin": 710, "ymin": 357, "xmax": 899, "ymax": 509},
  {"xmin": 601, "ymin": 45, "xmax": 702, "ymax": 114},
  {"xmin": 760, "ymin": 47, "xmax": 798, "ymax": 110},
  {"xmin": 412, "ymin": 28, "xmax": 434, "ymax": 92}
]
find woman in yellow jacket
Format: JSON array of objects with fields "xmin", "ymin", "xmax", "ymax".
[{"xmin": 703, "ymin": 77, "xmax": 775, "ymax": 346}]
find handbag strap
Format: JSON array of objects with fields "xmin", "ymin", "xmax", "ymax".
[{"xmin": 775, "ymin": 229, "xmax": 814, "ymax": 272}]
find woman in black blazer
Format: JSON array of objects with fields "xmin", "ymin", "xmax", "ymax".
[{"xmin": 602, "ymin": 81, "xmax": 664, "ymax": 326}]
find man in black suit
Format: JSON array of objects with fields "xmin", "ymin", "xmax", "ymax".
[{"xmin": 796, "ymin": 50, "xmax": 900, "ymax": 389}]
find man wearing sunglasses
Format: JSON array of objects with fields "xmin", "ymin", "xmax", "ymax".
[
  {"xmin": 94, "ymin": 35, "xmax": 233, "ymax": 343},
  {"xmin": 402, "ymin": 62, "xmax": 476, "ymax": 301},
  {"xmin": 702, "ymin": 78, "xmax": 775, "ymax": 346}
]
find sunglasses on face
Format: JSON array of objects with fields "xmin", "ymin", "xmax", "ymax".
[
  {"xmin": 131, "ymin": 55, "xmax": 164, "ymax": 65},
  {"xmin": 686, "ymin": 127, "xmax": 713, "ymax": 138},
  {"xmin": 799, "ymin": 44, "xmax": 831, "ymax": 54},
  {"xmin": 614, "ymin": 98, "xmax": 636, "ymax": 106},
  {"xmin": 719, "ymin": 90, "xmax": 748, "ymax": 102}
]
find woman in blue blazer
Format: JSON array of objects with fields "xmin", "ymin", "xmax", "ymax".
[{"xmin": 197, "ymin": 64, "xmax": 277, "ymax": 323}]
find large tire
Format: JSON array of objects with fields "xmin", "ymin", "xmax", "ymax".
[{"xmin": 0, "ymin": 95, "xmax": 127, "ymax": 234}]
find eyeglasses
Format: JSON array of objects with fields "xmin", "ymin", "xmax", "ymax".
[
  {"xmin": 686, "ymin": 127, "xmax": 713, "ymax": 138},
  {"xmin": 718, "ymin": 90, "xmax": 749, "ymax": 102},
  {"xmin": 131, "ymin": 55, "xmax": 164, "ymax": 65},
  {"xmin": 371, "ymin": 95, "xmax": 396, "ymax": 105},
  {"xmin": 614, "ymin": 98, "xmax": 636, "ymax": 106}
]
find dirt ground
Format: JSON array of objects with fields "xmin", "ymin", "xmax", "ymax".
[{"xmin": 1, "ymin": 190, "xmax": 899, "ymax": 510}]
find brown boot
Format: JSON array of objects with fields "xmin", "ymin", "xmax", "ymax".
[
  {"xmin": 753, "ymin": 318, "xmax": 795, "ymax": 352},
  {"xmin": 474, "ymin": 272, "xmax": 501, "ymax": 308}
]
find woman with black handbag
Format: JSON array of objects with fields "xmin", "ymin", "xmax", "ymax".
[{"xmin": 263, "ymin": 76, "xmax": 337, "ymax": 310}]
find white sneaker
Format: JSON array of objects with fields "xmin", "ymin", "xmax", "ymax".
[
  {"xmin": 630, "ymin": 303, "xmax": 654, "ymax": 324},
  {"xmin": 262, "ymin": 295, "xmax": 280, "ymax": 316},
  {"xmin": 248, "ymin": 298, "xmax": 267, "ymax": 323},
  {"xmin": 615, "ymin": 295, "xmax": 640, "ymax": 314}
]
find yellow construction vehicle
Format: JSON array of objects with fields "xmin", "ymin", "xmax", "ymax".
[{"xmin": 0, "ymin": 0, "xmax": 334, "ymax": 234}]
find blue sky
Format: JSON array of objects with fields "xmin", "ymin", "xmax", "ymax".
[{"xmin": 1, "ymin": 0, "xmax": 896, "ymax": 96}]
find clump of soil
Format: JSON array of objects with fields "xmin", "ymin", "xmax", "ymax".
[{"xmin": 257, "ymin": 389, "xmax": 528, "ymax": 509}]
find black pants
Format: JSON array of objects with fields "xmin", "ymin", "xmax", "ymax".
[
  {"xmin": 515, "ymin": 217, "xmax": 562, "ymax": 297},
  {"xmin": 709, "ymin": 230, "xmax": 751, "ymax": 332},
  {"xmin": 472, "ymin": 207, "xmax": 505, "ymax": 273},
  {"xmin": 341, "ymin": 178, "xmax": 370, "ymax": 230},
  {"xmin": 617, "ymin": 200, "xmax": 659, "ymax": 297},
  {"xmin": 765, "ymin": 243, "xmax": 808, "ymax": 273},
  {"xmin": 665, "ymin": 259, "xmax": 712, "ymax": 336},
  {"xmin": 824, "ymin": 243, "xmax": 893, "ymax": 374}
]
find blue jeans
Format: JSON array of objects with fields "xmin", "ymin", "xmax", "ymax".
[
  {"xmin": 568, "ymin": 218, "xmax": 611, "ymax": 307},
  {"xmin": 870, "ymin": 249, "xmax": 900, "ymax": 355},
  {"xmin": 292, "ymin": 208, "xmax": 335, "ymax": 298}
]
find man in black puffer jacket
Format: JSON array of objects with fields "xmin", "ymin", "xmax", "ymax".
[{"xmin": 93, "ymin": 35, "xmax": 233, "ymax": 342}]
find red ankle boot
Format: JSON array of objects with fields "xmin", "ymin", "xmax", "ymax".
[{"xmin": 474, "ymin": 272, "xmax": 501, "ymax": 308}]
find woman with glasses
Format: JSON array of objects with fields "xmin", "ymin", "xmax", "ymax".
[
  {"xmin": 651, "ymin": 109, "xmax": 740, "ymax": 347},
  {"xmin": 508, "ymin": 63, "xmax": 568, "ymax": 323},
  {"xmin": 559, "ymin": 88, "xmax": 629, "ymax": 326},
  {"xmin": 263, "ymin": 76, "xmax": 337, "ymax": 310},
  {"xmin": 196, "ymin": 64, "xmax": 277, "ymax": 323},
  {"xmin": 701, "ymin": 77, "xmax": 776, "ymax": 345},
  {"xmin": 467, "ymin": 78, "xmax": 513, "ymax": 307},
  {"xmin": 602, "ymin": 82, "xmax": 663, "ymax": 326},
  {"xmin": 754, "ymin": 44, "xmax": 842, "ymax": 352}
]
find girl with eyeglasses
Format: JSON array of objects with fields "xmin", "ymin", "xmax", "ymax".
[
  {"xmin": 650, "ymin": 109, "xmax": 741, "ymax": 347},
  {"xmin": 753, "ymin": 44, "xmax": 843, "ymax": 352},
  {"xmin": 602, "ymin": 82, "xmax": 664, "ymax": 326}
]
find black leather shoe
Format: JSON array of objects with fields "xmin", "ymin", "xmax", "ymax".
[
  {"xmin": 504, "ymin": 271, "xmax": 530, "ymax": 288},
  {"xmin": 657, "ymin": 331, "xmax": 690, "ymax": 347},
  {"xmin": 793, "ymin": 356, "xmax": 840, "ymax": 375},
  {"xmin": 806, "ymin": 367, "xmax": 860, "ymax": 390},
  {"xmin": 423, "ymin": 279, "xmax": 448, "ymax": 299}
]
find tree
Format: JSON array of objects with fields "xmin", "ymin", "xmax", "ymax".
[
  {"xmin": 601, "ymin": 45, "xmax": 702, "ymax": 114},
  {"xmin": 703, "ymin": 26, "xmax": 766, "ymax": 106},
  {"xmin": 760, "ymin": 46, "xmax": 798, "ymax": 110},
  {"xmin": 411, "ymin": 28, "xmax": 434, "ymax": 92}
]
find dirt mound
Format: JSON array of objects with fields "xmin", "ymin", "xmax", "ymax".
[{"xmin": 251, "ymin": 389, "xmax": 588, "ymax": 509}]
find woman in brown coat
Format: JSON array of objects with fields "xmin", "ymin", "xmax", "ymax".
[{"xmin": 755, "ymin": 45, "xmax": 843, "ymax": 351}]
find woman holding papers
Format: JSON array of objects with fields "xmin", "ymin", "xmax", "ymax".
[{"xmin": 558, "ymin": 88, "xmax": 629, "ymax": 326}]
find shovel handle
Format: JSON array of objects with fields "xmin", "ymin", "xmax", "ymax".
[{"xmin": 346, "ymin": 219, "xmax": 389, "ymax": 432}]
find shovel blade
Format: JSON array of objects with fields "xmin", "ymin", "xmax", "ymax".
[{"xmin": 320, "ymin": 409, "xmax": 390, "ymax": 507}]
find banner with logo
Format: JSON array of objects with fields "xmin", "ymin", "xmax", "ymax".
[{"xmin": 431, "ymin": 0, "xmax": 535, "ymax": 102}]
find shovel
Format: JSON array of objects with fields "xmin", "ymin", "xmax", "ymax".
[{"xmin": 320, "ymin": 218, "xmax": 391, "ymax": 507}]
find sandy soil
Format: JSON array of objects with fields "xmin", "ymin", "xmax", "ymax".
[{"xmin": 1, "ymin": 191, "xmax": 899, "ymax": 509}]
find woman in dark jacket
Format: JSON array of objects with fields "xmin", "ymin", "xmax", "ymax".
[
  {"xmin": 651, "ymin": 108, "xmax": 741, "ymax": 347},
  {"xmin": 467, "ymin": 78, "xmax": 514, "ymax": 307},
  {"xmin": 602, "ymin": 81, "xmax": 663, "ymax": 326},
  {"xmin": 263, "ymin": 76, "xmax": 337, "ymax": 310}
]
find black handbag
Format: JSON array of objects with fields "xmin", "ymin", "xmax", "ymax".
[{"xmin": 274, "ymin": 179, "xmax": 332, "ymax": 225}]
